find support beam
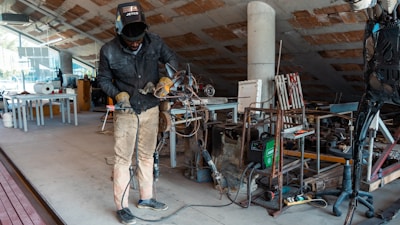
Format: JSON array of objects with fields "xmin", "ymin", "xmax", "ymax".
[{"xmin": 283, "ymin": 149, "xmax": 351, "ymax": 164}]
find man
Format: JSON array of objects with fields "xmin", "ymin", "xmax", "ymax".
[{"xmin": 97, "ymin": 1, "xmax": 178, "ymax": 224}]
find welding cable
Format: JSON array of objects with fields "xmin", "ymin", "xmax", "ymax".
[
  {"xmin": 174, "ymin": 105, "xmax": 202, "ymax": 138},
  {"xmin": 153, "ymin": 70, "xmax": 198, "ymax": 100},
  {"xmin": 134, "ymin": 178, "xmax": 235, "ymax": 223},
  {"xmin": 226, "ymin": 162, "xmax": 255, "ymax": 207},
  {"xmin": 134, "ymin": 198, "xmax": 234, "ymax": 223},
  {"xmin": 246, "ymin": 163, "xmax": 261, "ymax": 208},
  {"xmin": 134, "ymin": 173, "xmax": 234, "ymax": 222},
  {"xmin": 132, "ymin": 163, "xmax": 257, "ymax": 223}
]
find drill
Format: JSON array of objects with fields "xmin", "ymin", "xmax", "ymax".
[{"xmin": 153, "ymin": 151, "xmax": 160, "ymax": 182}]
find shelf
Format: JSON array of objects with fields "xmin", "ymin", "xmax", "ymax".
[{"xmin": 282, "ymin": 128, "xmax": 315, "ymax": 139}]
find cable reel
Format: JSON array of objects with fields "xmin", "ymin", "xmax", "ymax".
[{"xmin": 159, "ymin": 111, "xmax": 172, "ymax": 133}]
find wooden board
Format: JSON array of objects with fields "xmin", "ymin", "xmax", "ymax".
[
  {"xmin": 304, "ymin": 164, "xmax": 343, "ymax": 192},
  {"xmin": 77, "ymin": 79, "xmax": 91, "ymax": 111},
  {"xmin": 361, "ymin": 168, "xmax": 400, "ymax": 192},
  {"xmin": 284, "ymin": 149, "xmax": 350, "ymax": 164}
]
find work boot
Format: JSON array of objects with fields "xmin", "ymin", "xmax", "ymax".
[
  {"xmin": 116, "ymin": 208, "xmax": 136, "ymax": 224},
  {"xmin": 137, "ymin": 199, "xmax": 168, "ymax": 211}
]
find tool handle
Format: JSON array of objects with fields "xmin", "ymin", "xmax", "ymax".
[{"xmin": 153, "ymin": 152, "xmax": 160, "ymax": 181}]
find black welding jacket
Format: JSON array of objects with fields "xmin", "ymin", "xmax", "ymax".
[{"xmin": 97, "ymin": 32, "xmax": 178, "ymax": 113}]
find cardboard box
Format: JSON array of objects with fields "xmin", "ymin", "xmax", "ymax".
[{"xmin": 32, "ymin": 104, "xmax": 60, "ymax": 117}]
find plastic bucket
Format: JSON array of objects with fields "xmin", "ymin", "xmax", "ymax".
[{"xmin": 2, "ymin": 112, "xmax": 13, "ymax": 128}]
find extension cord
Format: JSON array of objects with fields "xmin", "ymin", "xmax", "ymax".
[
  {"xmin": 284, "ymin": 195, "xmax": 328, "ymax": 208},
  {"xmin": 284, "ymin": 195, "xmax": 312, "ymax": 206}
]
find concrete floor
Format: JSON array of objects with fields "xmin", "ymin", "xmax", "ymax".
[{"xmin": 1, "ymin": 111, "xmax": 400, "ymax": 225}]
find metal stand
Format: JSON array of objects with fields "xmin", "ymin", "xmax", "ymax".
[
  {"xmin": 282, "ymin": 126, "xmax": 315, "ymax": 194},
  {"xmin": 364, "ymin": 111, "xmax": 400, "ymax": 190}
]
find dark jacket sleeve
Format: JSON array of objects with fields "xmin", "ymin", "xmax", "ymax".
[
  {"xmin": 97, "ymin": 41, "xmax": 120, "ymax": 100},
  {"xmin": 159, "ymin": 42, "xmax": 178, "ymax": 73}
]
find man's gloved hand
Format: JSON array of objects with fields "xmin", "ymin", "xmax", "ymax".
[
  {"xmin": 138, "ymin": 82, "xmax": 155, "ymax": 95},
  {"xmin": 115, "ymin": 92, "xmax": 133, "ymax": 114},
  {"xmin": 155, "ymin": 77, "xmax": 173, "ymax": 97}
]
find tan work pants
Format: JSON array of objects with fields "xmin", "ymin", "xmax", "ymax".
[{"xmin": 113, "ymin": 106, "xmax": 159, "ymax": 210}]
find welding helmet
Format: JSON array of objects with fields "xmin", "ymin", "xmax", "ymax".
[
  {"xmin": 381, "ymin": 0, "xmax": 398, "ymax": 14},
  {"xmin": 115, "ymin": 1, "xmax": 148, "ymax": 41}
]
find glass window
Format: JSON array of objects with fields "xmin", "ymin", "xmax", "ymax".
[
  {"xmin": 0, "ymin": 27, "xmax": 22, "ymax": 92},
  {"xmin": 0, "ymin": 26, "xmax": 94, "ymax": 93},
  {"xmin": 73, "ymin": 59, "xmax": 96, "ymax": 79}
]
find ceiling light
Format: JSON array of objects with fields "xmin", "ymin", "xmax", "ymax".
[{"xmin": 40, "ymin": 37, "xmax": 63, "ymax": 46}]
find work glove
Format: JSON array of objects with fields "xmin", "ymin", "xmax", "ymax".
[
  {"xmin": 155, "ymin": 77, "xmax": 173, "ymax": 97},
  {"xmin": 138, "ymin": 82, "xmax": 155, "ymax": 95},
  {"xmin": 115, "ymin": 92, "xmax": 133, "ymax": 114}
]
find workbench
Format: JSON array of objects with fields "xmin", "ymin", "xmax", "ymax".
[
  {"xmin": 314, "ymin": 110, "xmax": 354, "ymax": 174},
  {"xmin": 3, "ymin": 93, "xmax": 78, "ymax": 132}
]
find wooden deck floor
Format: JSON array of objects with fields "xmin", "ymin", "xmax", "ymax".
[{"xmin": 0, "ymin": 149, "xmax": 64, "ymax": 225}]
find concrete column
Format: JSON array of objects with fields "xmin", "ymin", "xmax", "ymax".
[
  {"xmin": 247, "ymin": 1, "xmax": 276, "ymax": 106},
  {"xmin": 60, "ymin": 51, "xmax": 73, "ymax": 74}
]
